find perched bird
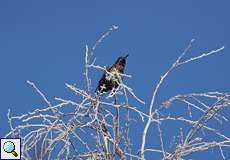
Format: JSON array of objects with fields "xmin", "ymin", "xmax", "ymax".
[{"xmin": 95, "ymin": 54, "xmax": 129, "ymax": 94}]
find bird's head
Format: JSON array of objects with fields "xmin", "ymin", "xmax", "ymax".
[{"xmin": 115, "ymin": 54, "xmax": 129, "ymax": 67}]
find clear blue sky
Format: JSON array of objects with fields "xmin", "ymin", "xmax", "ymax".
[{"xmin": 0, "ymin": 1, "xmax": 229, "ymax": 159}]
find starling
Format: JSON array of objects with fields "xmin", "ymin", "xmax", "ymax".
[{"xmin": 96, "ymin": 54, "xmax": 129, "ymax": 94}]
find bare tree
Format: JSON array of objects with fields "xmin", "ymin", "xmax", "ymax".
[{"xmin": 6, "ymin": 26, "xmax": 229, "ymax": 160}]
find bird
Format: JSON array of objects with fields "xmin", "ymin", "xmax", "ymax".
[{"xmin": 95, "ymin": 54, "xmax": 129, "ymax": 94}]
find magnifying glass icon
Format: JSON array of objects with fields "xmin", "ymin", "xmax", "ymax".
[{"xmin": 3, "ymin": 141, "xmax": 18, "ymax": 157}]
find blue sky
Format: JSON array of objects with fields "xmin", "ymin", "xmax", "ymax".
[{"xmin": 0, "ymin": 1, "xmax": 229, "ymax": 159}]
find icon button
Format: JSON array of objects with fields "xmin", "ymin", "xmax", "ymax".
[
  {"xmin": 1, "ymin": 138, "xmax": 21, "ymax": 159},
  {"xmin": 3, "ymin": 141, "xmax": 18, "ymax": 157}
]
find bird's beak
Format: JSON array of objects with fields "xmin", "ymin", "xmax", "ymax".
[{"xmin": 124, "ymin": 54, "xmax": 129, "ymax": 59}]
